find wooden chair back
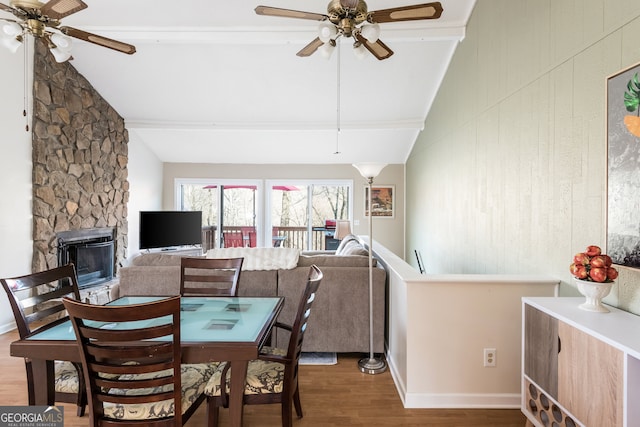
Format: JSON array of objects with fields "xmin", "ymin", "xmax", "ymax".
[
  {"xmin": 223, "ymin": 232, "xmax": 244, "ymax": 248},
  {"xmin": 1, "ymin": 264, "xmax": 81, "ymax": 338},
  {"xmin": 1, "ymin": 264, "xmax": 86, "ymax": 415},
  {"xmin": 283, "ymin": 264, "xmax": 323, "ymax": 387},
  {"xmin": 63, "ymin": 296, "xmax": 188, "ymax": 427},
  {"xmin": 180, "ymin": 257, "xmax": 243, "ymax": 297},
  {"xmin": 206, "ymin": 265, "xmax": 323, "ymax": 427}
]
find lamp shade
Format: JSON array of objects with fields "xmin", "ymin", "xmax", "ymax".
[
  {"xmin": 335, "ymin": 220, "xmax": 352, "ymax": 240},
  {"xmin": 1, "ymin": 20, "xmax": 22, "ymax": 37},
  {"xmin": 1, "ymin": 20, "xmax": 22, "ymax": 53},
  {"xmin": 360, "ymin": 24, "xmax": 380, "ymax": 43},
  {"xmin": 318, "ymin": 22, "xmax": 337, "ymax": 43},
  {"xmin": 50, "ymin": 46, "xmax": 72, "ymax": 62},
  {"xmin": 353, "ymin": 163, "xmax": 387, "ymax": 179},
  {"xmin": 319, "ymin": 40, "xmax": 336, "ymax": 59},
  {"xmin": 353, "ymin": 43, "xmax": 367, "ymax": 60},
  {"xmin": 2, "ymin": 35, "xmax": 22, "ymax": 53},
  {"xmin": 50, "ymin": 32, "xmax": 72, "ymax": 50}
]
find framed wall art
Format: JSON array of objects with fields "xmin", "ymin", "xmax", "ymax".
[
  {"xmin": 365, "ymin": 185, "xmax": 395, "ymax": 218},
  {"xmin": 607, "ymin": 60, "xmax": 640, "ymax": 268}
]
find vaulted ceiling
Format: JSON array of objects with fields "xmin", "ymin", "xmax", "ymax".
[{"xmin": 58, "ymin": 0, "xmax": 477, "ymax": 164}]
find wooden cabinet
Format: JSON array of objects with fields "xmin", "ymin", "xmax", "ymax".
[
  {"xmin": 557, "ymin": 321, "xmax": 623, "ymax": 426},
  {"xmin": 523, "ymin": 298, "xmax": 638, "ymax": 427}
]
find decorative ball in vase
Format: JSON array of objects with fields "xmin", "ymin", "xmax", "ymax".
[{"xmin": 569, "ymin": 245, "xmax": 618, "ymax": 313}]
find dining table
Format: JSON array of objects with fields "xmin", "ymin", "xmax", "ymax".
[{"xmin": 10, "ymin": 295, "xmax": 284, "ymax": 427}]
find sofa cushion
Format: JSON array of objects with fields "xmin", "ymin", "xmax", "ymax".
[
  {"xmin": 131, "ymin": 253, "xmax": 186, "ymax": 267},
  {"xmin": 206, "ymin": 247, "xmax": 299, "ymax": 270},
  {"xmin": 297, "ymin": 254, "xmax": 373, "ymax": 268}
]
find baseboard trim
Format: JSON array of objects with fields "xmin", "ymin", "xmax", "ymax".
[
  {"xmin": 385, "ymin": 350, "xmax": 408, "ymax": 407},
  {"xmin": 404, "ymin": 392, "xmax": 521, "ymax": 409},
  {"xmin": 386, "ymin": 349, "xmax": 520, "ymax": 409}
]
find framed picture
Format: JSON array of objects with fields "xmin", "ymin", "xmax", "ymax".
[
  {"xmin": 365, "ymin": 185, "xmax": 395, "ymax": 218},
  {"xmin": 607, "ymin": 61, "xmax": 640, "ymax": 268}
]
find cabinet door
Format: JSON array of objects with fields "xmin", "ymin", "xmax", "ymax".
[
  {"xmin": 558, "ymin": 321, "xmax": 623, "ymax": 427},
  {"xmin": 524, "ymin": 305, "xmax": 558, "ymax": 398}
]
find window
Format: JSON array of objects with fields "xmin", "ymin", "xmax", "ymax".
[
  {"xmin": 177, "ymin": 179, "xmax": 352, "ymax": 251},
  {"xmin": 267, "ymin": 180, "xmax": 351, "ymax": 251}
]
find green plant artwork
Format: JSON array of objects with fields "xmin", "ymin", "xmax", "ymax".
[
  {"xmin": 624, "ymin": 73, "xmax": 640, "ymax": 114},
  {"xmin": 623, "ymin": 73, "xmax": 640, "ymax": 137}
]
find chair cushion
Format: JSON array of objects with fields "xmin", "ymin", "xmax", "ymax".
[
  {"xmin": 102, "ymin": 363, "xmax": 213, "ymax": 420},
  {"xmin": 54, "ymin": 360, "xmax": 80, "ymax": 393},
  {"xmin": 204, "ymin": 347, "xmax": 287, "ymax": 397}
]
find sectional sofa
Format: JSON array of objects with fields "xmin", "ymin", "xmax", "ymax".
[{"xmin": 115, "ymin": 236, "xmax": 387, "ymax": 353}]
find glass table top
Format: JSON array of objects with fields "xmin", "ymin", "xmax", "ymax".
[{"xmin": 27, "ymin": 296, "xmax": 281, "ymax": 343}]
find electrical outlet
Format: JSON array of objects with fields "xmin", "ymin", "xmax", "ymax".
[{"xmin": 484, "ymin": 348, "xmax": 496, "ymax": 367}]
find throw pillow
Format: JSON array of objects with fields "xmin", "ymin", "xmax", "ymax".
[
  {"xmin": 334, "ymin": 234, "xmax": 359, "ymax": 255},
  {"xmin": 339, "ymin": 239, "xmax": 369, "ymax": 257}
]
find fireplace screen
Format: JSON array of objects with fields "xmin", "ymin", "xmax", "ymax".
[{"xmin": 57, "ymin": 228, "xmax": 115, "ymax": 289}]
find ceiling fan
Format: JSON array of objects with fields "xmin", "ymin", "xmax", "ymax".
[
  {"xmin": 0, "ymin": 0, "xmax": 135, "ymax": 62},
  {"xmin": 255, "ymin": 0, "xmax": 443, "ymax": 60}
]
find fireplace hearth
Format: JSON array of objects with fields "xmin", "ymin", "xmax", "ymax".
[{"xmin": 57, "ymin": 228, "xmax": 115, "ymax": 289}]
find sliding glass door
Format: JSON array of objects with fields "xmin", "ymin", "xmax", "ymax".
[
  {"xmin": 177, "ymin": 180, "xmax": 260, "ymax": 250},
  {"xmin": 268, "ymin": 181, "xmax": 351, "ymax": 250}
]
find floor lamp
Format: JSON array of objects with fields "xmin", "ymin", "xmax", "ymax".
[{"xmin": 353, "ymin": 162, "xmax": 387, "ymax": 374}]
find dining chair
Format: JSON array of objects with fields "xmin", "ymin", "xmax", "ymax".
[
  {"xmin": 204, "ymin": 264, "xmax": 323, "ymax": 427},
  {"xmin": 62, "ymin": 295, "xmax": 211, "ymax": 427},
  {"xmin": 180, "ymin": 257, "xmax": 244, "ymax": 297},
  {"xmin": 239, "ymin": 227, "xmax": 257, "ymax": 247},
  {"xmin": 272, "ymin": 226, "xmax": 283, "ymax": 247},
  {"xmin": 1, "ymin": 264, "xmax": 87, "ymax": 416},
  {"xmin": 223, "ymin": 232, "xmax": 244, "ymax": 248}
]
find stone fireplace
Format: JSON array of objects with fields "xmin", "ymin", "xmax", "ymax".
[
  {"xmin": 31, "ymin": 38, "xmax": 128, "ymax": 284},
  {"xmin": 57, "ymin": 227, "xmax": 115, "ymax": 289}
]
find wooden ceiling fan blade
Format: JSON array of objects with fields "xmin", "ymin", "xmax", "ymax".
[
  {"xmin": 355, "ymin": 34, "xmax": 393, "ymax": 60},
  {"xmin": 255, "ymin": 5, "xmax": 327, "ymax": 22},
  {"xmin": 368, "ymin": 2, "xmax": 443, "ymax": 23},
  {"xmin": 40, "ymin": 0, "xmax": 87, "ymax": 19},
  {"xmin": 296, "ymin": 37, "xmax": 324, "ymax": 57},
  {"xmin": 59, "ymin": 26, "xmax": 136, "ymax": 54}
]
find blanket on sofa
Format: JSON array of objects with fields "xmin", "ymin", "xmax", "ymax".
[{"xmin": 206, "ymin": 247, "xmax": 300, "ymax": 270}]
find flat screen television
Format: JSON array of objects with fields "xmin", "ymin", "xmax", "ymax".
[{"xmin": 139, "ymin": 211, "xmax": 202, "ymax": 250}]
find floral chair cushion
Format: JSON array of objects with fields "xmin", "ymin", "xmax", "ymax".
[
  {"xmin": 102, "ymin": 363, "xmax": 213, "ymax": 421},
  {"xmin": 204, "ymin": 346, "xmax": 287, "ymax": 397},
  {"xmin": 54, "ymin": 360, "xmax": 80, "ymax": 393}
]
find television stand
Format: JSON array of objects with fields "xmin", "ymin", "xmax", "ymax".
[{"xmin": 148, "ymin": 247, "xmax": 203, "ymax": 256}]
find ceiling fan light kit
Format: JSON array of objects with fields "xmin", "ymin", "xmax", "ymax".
[
  {"xmin": 255, "ymin": 0, "xmax": 444, "ymax": 60},
  {"xmin": 1, "ymin": 20, "xmax": 22, "ymax": 52},
  {"xmin": 0, "ymin": 0, "xmax": 135, "ymax": 62}
]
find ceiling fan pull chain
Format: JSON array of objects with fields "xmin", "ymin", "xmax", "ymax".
[
  {"xmin": 23, "ymin": 36, "xmax": 29, "ymax": 132},
  {"xmin": 334, "ymin": 40, "xmax": 341, "ymax": 154}
]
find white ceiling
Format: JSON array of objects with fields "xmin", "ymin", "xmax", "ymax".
[{"xmin": 57, "ymin": 0, "xmax": 476, "ymax": 164}]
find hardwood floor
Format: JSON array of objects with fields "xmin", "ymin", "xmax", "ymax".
[{"xmin": 0, "ymin": 329, "xmax": 527, "ymax": 426}]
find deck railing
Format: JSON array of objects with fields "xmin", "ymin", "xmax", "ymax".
[{"xmin": 202, "ymin": 226, "xmax": 332, "ymax": 251}]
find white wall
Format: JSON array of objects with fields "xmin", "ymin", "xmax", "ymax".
[
  {"xmin": 407, "ymin": 1, "xmax": 640, "ymax": 313},
  {"xmin": 0, "ymin": 41, "xmax": 33, "ymax": 332},
  {"xmin": 375, "ymin": 241, "xmax": 558, "ymax": 408},
  {"xmin": 124, "ymin": 130, "xmax": 163, "ymax": 261}
]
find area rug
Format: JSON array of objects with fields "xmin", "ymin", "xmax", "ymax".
[{"xmin": 299, "ymin": 352, "xmax": 337, "ymax": 365}]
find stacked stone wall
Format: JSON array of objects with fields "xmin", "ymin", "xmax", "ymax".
[{"xmin": 31, "ymin": 39, "xmax": 128, "ymax": 273}]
